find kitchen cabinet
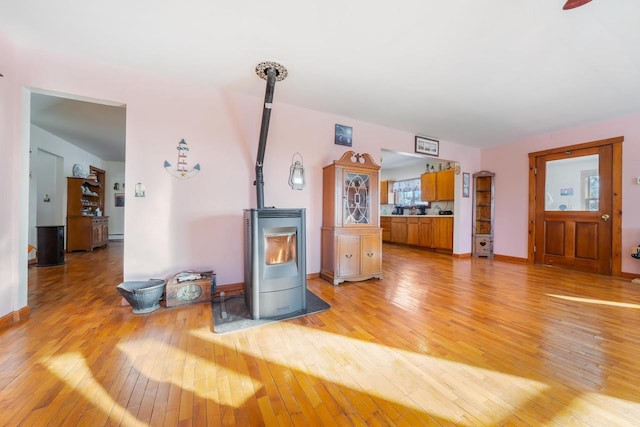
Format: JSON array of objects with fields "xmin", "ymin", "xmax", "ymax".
[
  {"xmin": 380, "ymin": 180, "xmax": 395, "ymax": 205},
  {"xmin": 321, "ymin": 151, "xmax": 383, "ymax": 285},
  {"xmin": 420, "ymin": 169, "xmax": 455, "ymax": 202},
  {"xmin": 432, "ymin": 217, "xmax": 453, "ymax": 251},
  {"xmin": 384, "ymin": 215, "xmax": 452, "ymax": 252},
  {"xmin": 381, "ymin": 217, "xmax": 391, "ymax": 242},
  {"xmin": 418, "ymin": 217, "xmax": 433, "ymax": 248},
  {"xmin": 391, "ymin": 217, "xmax": 407, "ymax": 244},
  {"xmin": 407, "ymin": 217, "xmax": 419, "ymax": 246},
  {"xmin": 473, "ymin": 171, "xmax": 495, "ymax": 257},
  {"xmin": 420, "ymin": 173, "xmax": 436, "ymax": 201}
]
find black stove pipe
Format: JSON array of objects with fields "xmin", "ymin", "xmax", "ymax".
[{"xmin": 255, "ymin": 67, "xmax": 277, "ymax": 209}]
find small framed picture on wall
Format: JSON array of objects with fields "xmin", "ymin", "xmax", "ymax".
[
  {"xmin": 335, "ymin": 124, "xmax": 353, "ymax": 147},
  {"xmin": 415, "ymin": 136, "xmax": 439, "ymax": 157},
  {"xmin": 115, "ymin": 193, "xmax": 125, "ymax": 207},
  {"xmin": 462, "ymin": 173, "xmax": 470, "ymax": 198}
]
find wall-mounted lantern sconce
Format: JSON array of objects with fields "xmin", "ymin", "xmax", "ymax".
[
  {"xmin": 288, "ymin": 152, "xmax": 305, "ymax": 190},
  {"xmin": 134, "ymin": 182, "xmax": 146, "ymax": 197}
]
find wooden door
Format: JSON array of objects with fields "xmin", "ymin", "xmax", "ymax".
[{"xmin": 534, "ymin": 145, "xmax": 612, "ymax": 274}]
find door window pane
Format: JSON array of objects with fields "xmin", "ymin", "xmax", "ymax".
[{"xmin": 545, "ymin": 155, "xmax": 598, "ymax": 211}]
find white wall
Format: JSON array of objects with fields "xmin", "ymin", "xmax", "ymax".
[
  {"xmin": 0, "ymin": 33, "xmax": 19, "ymax": 317},
  {"xmin": 104, "ymin": 161, "xmax": 125, "ymax": 239},
  {"xmin": 29, "ymin": 124, "xmax": 105, "ymax": 250}
]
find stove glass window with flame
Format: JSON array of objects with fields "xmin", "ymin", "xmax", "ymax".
[{"xmin": 265, "ymin": 232, "xmax": 297, "ymax": 265}]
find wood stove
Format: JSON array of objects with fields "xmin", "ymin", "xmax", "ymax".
[
  {"xmin": 244, "ymin": 208, "xmax": 306, "ymax": 319},
  {"xmin": 243, "ymin": 61, "xmax": 307, "ymax": 319}
]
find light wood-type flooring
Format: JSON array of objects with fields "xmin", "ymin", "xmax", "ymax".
[{"xmin": 2, "ymin": 241, "xmax": 640, "ymax": 426}]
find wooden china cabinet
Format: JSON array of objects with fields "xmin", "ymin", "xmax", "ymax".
[{"xmin": 321, "ymin": 151, "xmax": 383, "ymax": 285}]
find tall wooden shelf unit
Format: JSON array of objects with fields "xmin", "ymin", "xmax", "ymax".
[
  {"xmin": 321, "ymin": 151, "xmax": 383, "ymax": 285},
  {"xmin": 472, "ymin": 170, "xmax": 495, "ymax": 257},
  {"xmin": 66, "ymin": 166, "xmax": 109, "ymax": 252}
]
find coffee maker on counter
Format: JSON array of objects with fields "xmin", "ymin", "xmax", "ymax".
[{"xmin": 393, "ymin": 205, "xmax": 404, "ymax": 215}]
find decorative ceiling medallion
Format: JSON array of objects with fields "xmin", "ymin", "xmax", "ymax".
[{"xmin": 255, "ymin": 61, "xmax": 288, "ymax": 81}]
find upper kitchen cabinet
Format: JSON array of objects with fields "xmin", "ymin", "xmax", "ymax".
[
  {"xmin": 380, "ymin": 180, "xmax": 395, "ymax": 205},
  {"xmin": 420, "ymin": 169, "xmax": 455, "ymax": 201}
]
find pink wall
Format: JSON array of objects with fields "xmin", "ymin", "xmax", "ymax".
[
  {"xmin": 0, "ymin": 35, "xmax": 480, "ymax": 320},
  {"xmin": 482, "ymin": 114, "xmax": 640, "ymax": 275},
  {"xmin": 12, "ymin": 31, "xmax": 638, "ymax": 319}
]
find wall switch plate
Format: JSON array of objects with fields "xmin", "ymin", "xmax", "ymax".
[{"xmin": 637, "ymin": 176, "xmax": 640, "ymax": 184}]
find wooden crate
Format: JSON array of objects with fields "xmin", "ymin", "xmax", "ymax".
[{"xmin": 165, "ymin": 272, "xmax": 215, "ymax": 308}]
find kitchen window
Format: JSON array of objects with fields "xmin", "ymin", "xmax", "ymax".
[{"xmin": 393, "ymin": 178, "xmax": 425, "ymax": 206}]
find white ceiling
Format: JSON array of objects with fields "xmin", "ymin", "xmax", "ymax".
[
  {"xmin": 5, "ymin": 1, "xmax": 640, "ymax": 163},
  {"xmin": 30, "ymin": 94, "xmax": 126, "ymax": 162}
]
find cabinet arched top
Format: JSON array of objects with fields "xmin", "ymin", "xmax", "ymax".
[{"xmin": 330, "ymin": 151, "xmax": 380, "ymax": 171}]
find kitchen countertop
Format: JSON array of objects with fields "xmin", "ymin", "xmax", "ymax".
[{"xmin": 381, "ymin": 214, "xmax": 454, "ymax": 218}]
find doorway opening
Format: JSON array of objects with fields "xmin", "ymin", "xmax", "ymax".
[
  {"xmin": 26, "ymin": 89, "xmax": 126, "ymax": 302},
  {"xmin": 528, "ymin": 136, "xmax": 623, "ymax": 275}
]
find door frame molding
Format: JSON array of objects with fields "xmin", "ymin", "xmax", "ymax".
[{"xmin": 527, "ymin": 136, "xmax": 623, "ymax": 275}]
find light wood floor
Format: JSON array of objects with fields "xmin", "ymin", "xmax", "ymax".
[{"xmin": 2, "ymin": 242, "xmax": 640, "ymax": 426}]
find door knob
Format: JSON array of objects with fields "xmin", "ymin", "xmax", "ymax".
[{"xmin": 601, "ymin": 213, "xmax": 610, "ymax": 221}]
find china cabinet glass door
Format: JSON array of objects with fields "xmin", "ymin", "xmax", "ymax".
[{"xmin": 344, "ymin": 172, "xmax": 370, "ymax": 224}]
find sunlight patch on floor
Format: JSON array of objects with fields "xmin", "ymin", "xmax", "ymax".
[
  {"xmin": 547, "ymin": 293, "xmax": 640, "ymax": 309},
  {"xmin": 116, "ymin": 338, "xmax": 261, "ymax": 408},
  {"xmin": 42, "ymin": 352, "xmax": 146, "ymax": 426},
  {"xmin": 192, "ymin": 325, "xmax": 549, "ymax": 424}
]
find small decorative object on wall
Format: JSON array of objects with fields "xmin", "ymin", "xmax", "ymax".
[
  {"xmin": 115, "ymin": 193, "xmax": 125, "ymax": 207},
  {"xmin": 72, "ymin": 163, "xmax": 86, "ymax": 178},
  {"xmin": 463, "ymin": 172, "xmax": 470, "ymax": 198},
  {"xmin": 288, "ymin": 152, "xmax": 305, "ymax": 190},
  {"xmin": 135, "ymin": 183, "xmax": 146, "ymax": 198},
  {"xmin": 415, "ymin": 136, "xmax": 439, "ymax": 156},
  {"xmin": 335, "ymin": 124, "xmax": 353, "ymax": 147},
  {"xmin": 164, "ymin": 138, "xmax": 201, "ymax": 179}
]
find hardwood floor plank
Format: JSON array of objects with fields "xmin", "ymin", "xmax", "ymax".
[{"xmin": 2, "ymin": 241, "xmax": 640, "ymax": 425}]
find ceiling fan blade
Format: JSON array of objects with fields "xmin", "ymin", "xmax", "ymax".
[{"xmin": 563, "ymin": 0, "xmax": 592, "ymax": 10}]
